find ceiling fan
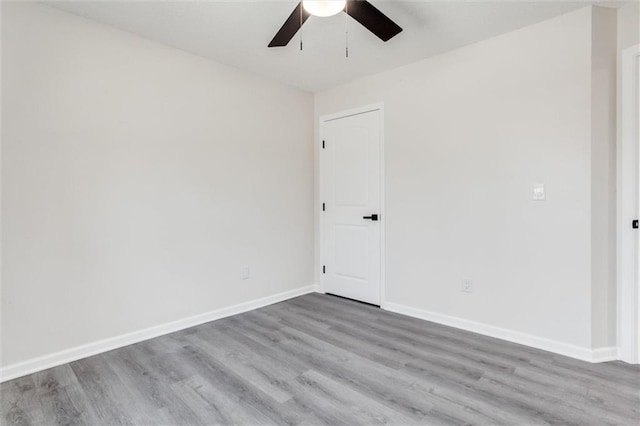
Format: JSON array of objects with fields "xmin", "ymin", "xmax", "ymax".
[{"xmin": 268, "ymin": 0, "xmax": 402, "ymax": 48}]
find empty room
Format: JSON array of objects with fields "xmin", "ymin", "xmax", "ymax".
[{"xmin": 1, "ymin": 0, "xmax": 640, "ymax": 424}]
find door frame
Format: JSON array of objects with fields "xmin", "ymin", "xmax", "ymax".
[
  {"xmin": 618, "ymin": 44, "xmax": 640, "ymax": 364},
  {"xmin": 318, "ymin": 103, "xmax": 386, "ymax": 305}
]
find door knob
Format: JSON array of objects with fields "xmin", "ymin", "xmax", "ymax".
[{"xmin": 363, "ymin": 214, "xmax": 379, "ymax": 221}]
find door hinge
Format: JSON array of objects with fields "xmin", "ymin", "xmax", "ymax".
[
  {"xmin": 633, "ymin": 219, "xmax": 639, "ymax": 229},
  {"xmin": 322, "ymin": 265, "xmax": 326, "ymax": 274},
  {"xmin": 322, "ymin": 202, "xmax": 325, "ymax": 211},
  {"xmin": 322, "ymin": 140, "xmax": 325, "ymax": 149}
]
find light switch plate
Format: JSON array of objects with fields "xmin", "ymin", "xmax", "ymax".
[{"xmin": 533, "ymin": 184, "xmax": 545, "ymax": 201}]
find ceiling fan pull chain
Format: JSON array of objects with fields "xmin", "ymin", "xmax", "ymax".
[{"xmin": 345, "ymin": 0, "xmax": 349, "ymax": 58}]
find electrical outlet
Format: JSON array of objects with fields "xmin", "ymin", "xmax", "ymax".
[
  {"xmin": 462, "ymin": 279, "xmax": 473, "ymax": 293},
  {"xmin": 241, "ymin": 266, "xmax": 250, "ymax": 280},
  {"xmin": 533, "ymin": 183, "xmax": 545, "ymax": 201}
]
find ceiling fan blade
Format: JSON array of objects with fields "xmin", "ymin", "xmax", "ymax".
[
  {"xmin": 346, "ymin": 0, "xmax": 402, "ymax": 42},
  {"xmin": 268, "ymin": 2, "xmax": 311, "ymax": 47}
]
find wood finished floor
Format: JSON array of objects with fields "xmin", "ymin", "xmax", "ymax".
[{"xmin": 2, "ymin": 293, "xmax": 639, "ymax": 426}]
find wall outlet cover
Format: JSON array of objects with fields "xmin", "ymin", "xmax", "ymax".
[
  {"xmin": 241, "ymin": 266, "xmax": 250, "ymax": 280},
  {"xmin": 533, "ymin": 183, "xmax": 545, "ymax": 201}
]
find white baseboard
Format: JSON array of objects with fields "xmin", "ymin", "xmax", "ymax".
[
  {"xmin": 590, "ymin": 346, "xmax": 619, "ymax": 363},
  {"xmin": 0, "ymin": 284, "xmax": 319, "ymax": 383},
  {"xmin": 382, "ymin": 302, "xmax": 618, "ymax": 363}
]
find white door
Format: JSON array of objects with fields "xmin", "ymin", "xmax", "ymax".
[
  {"xmin": 621, "ymin": 46, "xmax": 640, "ymax": 364},
  {"xmin": 636, "ymin": 54, "xmax": 640, "ymax": 362},
  {"xmin": 321, "ymin": 109, "xmax": 382, "ymax": 305}
]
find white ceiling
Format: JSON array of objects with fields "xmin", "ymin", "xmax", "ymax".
[{"xmin": 46, "ymin": 1, "xmax": 622, "ymax": 92}]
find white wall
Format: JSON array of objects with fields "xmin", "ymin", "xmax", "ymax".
[
  {"xmin": 618, "ymin": 2, "xmax": 640, "ymax": 51},
  {"xmin": 590, "ymin": 7, "xmax": 617, "ymax": 348},
  {"xmin": 315, "ymin": 6, "xmax": 616, "ymax": 352},
  {"xmin": 1, "ymin": 3, "xmax": 314, "ymax": 369}
]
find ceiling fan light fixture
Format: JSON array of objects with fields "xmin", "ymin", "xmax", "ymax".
[{"xmin": 302, "ymin": 0, "xmax": 346, "ymax": 17}]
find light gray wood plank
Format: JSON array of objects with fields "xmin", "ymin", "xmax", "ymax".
[
  {"xmin": 1, "ymin": 376, "xmax": 46, "ymax": 426},
  {"xmin": 2, "ymin": 293, "xmax": 638, "ymax": 426},
  {"xmin": 185, "ymin": 328, "xmax": 296, "ymax": 404}
]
